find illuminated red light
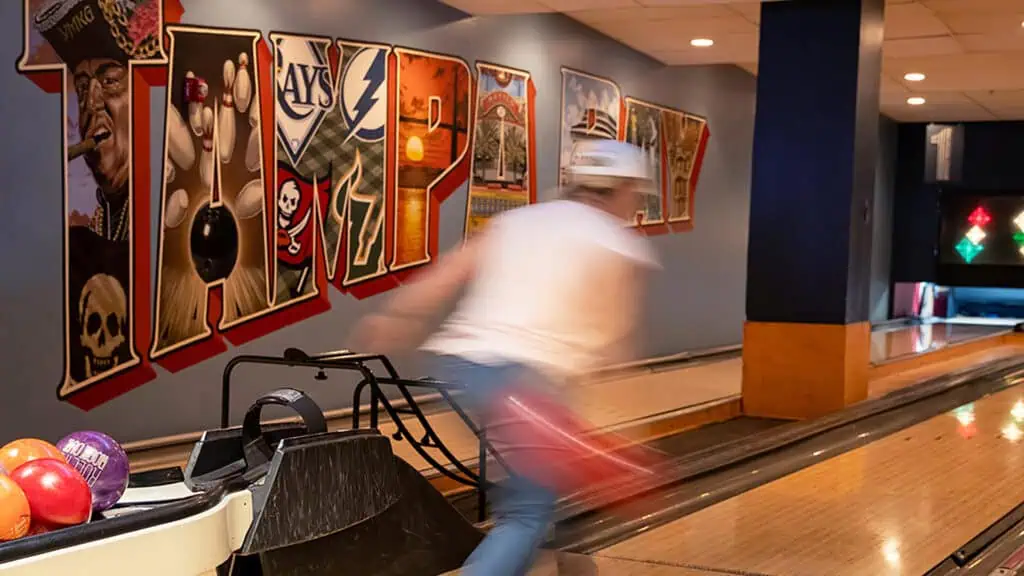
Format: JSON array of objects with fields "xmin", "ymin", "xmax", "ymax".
[{"xmin": 968, "ymin": 206, "xmax": 992, "ymax": 227}]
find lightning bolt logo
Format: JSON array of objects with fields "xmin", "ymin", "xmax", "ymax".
[{"xmin": 341, "ymin": 48, "xmax": 387, "ymax": 144}]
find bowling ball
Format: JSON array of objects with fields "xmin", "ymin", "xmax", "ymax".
[
  {"xmin": 190, "ymin": 203, "xmax": 238, "ymax": 283},
  {"xmin": 11, "ymin": 458, "xmax": 92, "ymax": 526},
  {"xmin": 0, "ymin": 438, "xmax": 65, "ymax": 474},
  {"xmin": 57, "ymin": 431, "xmax": 130, "ymax": 512},
  {"xmin": 0, "ymin": 474, "xmax": 30, "ymax": 541},
  {"xmin": 27, "ymin": 521, "xmax": 58, "ymax": 537}
]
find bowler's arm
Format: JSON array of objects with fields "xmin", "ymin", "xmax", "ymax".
[{"xmin": 379, "ymin": 233, "xmax": 486, "ymax": 320}]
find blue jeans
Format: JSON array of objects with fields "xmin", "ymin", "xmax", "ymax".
[{"xmin": 431, "ymin": 355, "xmax": 558, "ymax": 576}]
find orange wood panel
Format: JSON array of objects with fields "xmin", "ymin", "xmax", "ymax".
[
  {"xmin": 742, "ymin": 321, "xmax": 871, "ymax": 419},
  {"xmin": 600, "ymin": 383, "xmax": 1024, "ymax": 576}
]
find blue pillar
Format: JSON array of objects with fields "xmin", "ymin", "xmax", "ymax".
[{"xmin": 743, "ymin": 0, "xmax": 885, "ymax": 419}]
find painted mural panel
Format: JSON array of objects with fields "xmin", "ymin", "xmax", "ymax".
[
  {"xmin": 18, "ymin": 0, "xmax": 173, "ymax": 405},
  {"xmin": 270, "ymin": 34, "xmax": 391, "ymax": 309},
  {"xmin": 150, "ymin": 26, "xmax": 270, "ymax": 365},
  {"xmin": 15, "ymin": 0, "xmax": 712, "ymax": 412},
  {"xmin": 391, "ymin": 49, "xmax": 471, "ymax": 270},
  {"xmin": 465, "ymin": 64, "xmax": 535, "ymax": 238},
  {"xmin": 664, "ymin": 111, "xmax": 709, "ymax": 224},
  {"xmin": 624, "ymin": 98, "xmax": 665, "ymax": 226},
  {"xmin": 558, "ymin": 68, "xmax": 622, "ymax": 192}
]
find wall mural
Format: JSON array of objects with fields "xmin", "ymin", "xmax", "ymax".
[
  {"xmin": 465, "ymin": 63, "xmax": 536, "ymax": 238},
  {"xmin": 561, "ymin": 68, "xmax": 711, "ymax": 235},
  {"xmin": 16, "ymin": 0, "xmax": 706, "ymax": 411}
]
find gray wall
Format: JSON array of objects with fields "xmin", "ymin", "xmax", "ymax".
[
  {"xmin": 869, "ymin": 115, "xmax": 898, "ymax": 323},
  {"xmin": 0, "ymin": 0, "xmax": 756, "ymax": 443}
]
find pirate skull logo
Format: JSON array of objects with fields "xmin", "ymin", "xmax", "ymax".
[
  {"xmin": 277, "ymin": 179, "xmax": 311, "ymax": 256},
  {"xmin": 78, "ymin": 273, "xmax": 127, "ymax": 379},
  {"xmin": 278, "ymin": 179, "xmax": 300, "ymax": 229}
]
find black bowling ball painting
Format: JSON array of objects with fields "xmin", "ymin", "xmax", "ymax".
[{"xmin": 152, "ymin": 27, "xmax": 271, "ymax": 358}]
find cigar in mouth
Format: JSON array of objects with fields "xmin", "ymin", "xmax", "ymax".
[{"xmin": 67, "ymin": 132, "xmax": 111, "ymax": 161}]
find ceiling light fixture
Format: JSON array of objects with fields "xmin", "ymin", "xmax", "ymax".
[
  {"xmin": 907, "ymin": 96, "xmax": 926, "ymax": 106},
  {"xmin": 904, "ymin": 72, "xmax": 926, "ymax": 82},
  {"xmin": 690, "ymin": 38, "xmax": 714, "ymax": 48}
]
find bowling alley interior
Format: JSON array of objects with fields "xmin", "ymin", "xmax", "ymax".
[{"xmin": 5, "ymin": 0, "xmax": 1024, "ymax": 574}]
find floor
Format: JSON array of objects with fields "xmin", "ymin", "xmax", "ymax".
[
  {"xmin": 869, "ymin": 321, "xmax": 1009, "ymax": 364},
  {"xmin": 443, "ymin": 351, "xmax": 1024, "ymax": 575},
  {"xmin": 593, "ymin": 382, "xmax": 1024, "ymax": 576},
  {"xmin": 374, "ymin": 324, "xmax": 1020, "ymax": 478}
]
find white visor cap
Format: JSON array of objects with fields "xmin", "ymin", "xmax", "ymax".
[{"xmin": 568, "ymin": 139, "xmax": 657, "ymax": 195}]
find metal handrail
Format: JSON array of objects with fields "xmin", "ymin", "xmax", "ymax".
[{"xmin": 220, "ymin": 348, "xmax": 498, "ymax": 521}]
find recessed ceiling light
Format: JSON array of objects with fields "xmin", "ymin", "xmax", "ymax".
[
  {"xmin": 907, "ymin": 96, "xmax": 926, "ymax": 106},
  {"xmin": 904, "ymin": 72, "xmax": 926, "ymax": 82},
  {"xmin": 690, "ymin": 38, "xmax": 714, "ymax": 48}
]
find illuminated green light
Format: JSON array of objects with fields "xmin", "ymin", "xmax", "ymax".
[
  {"xmin": 955, "ymin": 237, "xmax": 983, "ymax": 263},
  {"xmin": 1015, "ymin": 232, "xmax": 1024, "ymax": 246}
]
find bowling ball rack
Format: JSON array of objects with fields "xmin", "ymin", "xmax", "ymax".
[{"xmin": 220, "ymin": 347, "xmax": 508, "ymax": 522}]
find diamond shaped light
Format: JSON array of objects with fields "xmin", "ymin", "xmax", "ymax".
[
  {"xmin": 968, "ymin": 206, "xmax": 992, "ymax": 227},
  {"xmin": 1014, "ymin": 211, "xmax": 1024, "ymax": 233},
  {"xmin": 965, "ymin": 225, "xmax": 986, "ymax": 245},
  {"xmin": 955, "ymin": 237, "xmax": 983, "ymax": 263}
]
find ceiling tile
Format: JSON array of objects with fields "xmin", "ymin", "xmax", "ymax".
[
  {"xmin": 964, "ymin": 89, "xmax": 1024, "ymax": 106},
  {"xmin": 883, "ymin": 35, "xmax": 963, "ymax": 58},
  {"xmin": 882, "ymin": 53, "xmax": 1024, "ymax": 91},
  {"xmin": 938, "ymin": 12, "xmax": 1024, "ymax": 34},
  {"xmin": 728, "ymin": 3, "xmax": 761, "ymax": 23},
  {"xmin": 882, "ymin": 99, "xmax": 998, "ymax": 122},
  {"xmin": 636, "ymin": 0, "xmax": 747, "ymax": 5},
  {"xmin": 646, "ymin": 33, "xmax": 759, "ymax": 64},
  {"xmin": 440, "ymin": 0, "xmax": 555, "ymax": 13},
  {"xmin": 923, "ymin": 0, "xmax": 1024, "ymax": 13},
  {"xmin": 884, "ymin": 2, "xmax": 952, "ymax": 38},
  {"xmin": 957, "ymin": 32, "xmax": 1024, "ymax": 51},
  {"xmin": 540, "ymin": 0, "xmax": 640, "ymax": 9},
  {"xmin": 569, "ymin": 4, "xmax": 735, "ymax": 24}
]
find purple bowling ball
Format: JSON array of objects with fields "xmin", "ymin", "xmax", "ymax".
[{"xmin": 56, "ymin": 431, "xmax": 130, "ymax": 512}]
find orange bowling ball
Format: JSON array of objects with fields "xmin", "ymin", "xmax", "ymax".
[
  {"xmin": 0, "ymin": 474, "xmax": 31, "ymax": 541},
  {"xmin": 0, "ymin": 439, "xmax": 65, "ymax": 473}
]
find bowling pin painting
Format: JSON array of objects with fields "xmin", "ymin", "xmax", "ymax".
[{"xmin": 152, "ymin": 26, "xmax": 272, "ymax": 361}]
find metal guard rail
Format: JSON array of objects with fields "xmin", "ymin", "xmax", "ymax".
[{"xmin": 221, "ymin": 348, "xmax": 507, "ymax": 522}]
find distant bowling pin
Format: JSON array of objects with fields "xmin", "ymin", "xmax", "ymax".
[
  {"xmin": 245, "ymin": 93, "xmax": 260, "ymax": 172},
  {"xmin": 166, "ymin": 104, "xmax": 195, "ymax": 172},
  {"xmin": 219, "ymin": 59, "xmax": 237, "ymax": 164},
  {"xmin": 249, "ymin": 93, "xmax": 259, "ymax": 129},
  {"xmin": 200, "ymin": 106, "xmax": 215, "ymax": 191},
  {"xmin": 234, "ymin": 52, "xmax": 252, "ymax": 114},
  {"xmin": 185, "ymin": 71, "xmax": 204, "ymax": 137}
]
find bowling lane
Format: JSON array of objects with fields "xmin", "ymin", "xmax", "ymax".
[
  {"xmin": 871, "ymin": 321, "xmax": 1009, "ymax": 364},
  {"xmin": 596, "ymin": 383, "xmax": 1024, "ymax": 576}
]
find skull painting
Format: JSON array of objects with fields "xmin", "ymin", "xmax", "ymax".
[
  {"xmin": 278, "ymin": 179, "xmax": 300, "ymax": 229},
  {"xmin": 78, "ymin": 273, "xmax": 128, "ymax": 379}
]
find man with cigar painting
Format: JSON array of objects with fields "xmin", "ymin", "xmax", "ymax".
[{"xmin": 34, "ymin": 0, "xmax": 159, "ymax": 383}]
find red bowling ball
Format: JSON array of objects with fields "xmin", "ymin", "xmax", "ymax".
[{"xmin": 11, "ymin": 458, "xmax": 92, "ymax": 527}]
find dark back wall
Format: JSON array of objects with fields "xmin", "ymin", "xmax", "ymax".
[
  {"xmin": 0, "ymin": 0, "xmax": 757, "ymax": 443},
  {"xmin": 892, "ymin": 121, "xmax": 1024, "ymax": 285}
]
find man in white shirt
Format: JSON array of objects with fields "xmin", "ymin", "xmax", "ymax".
[{"xmin": 351, "ymin": 139, "xmax": 661, "ymax": 576}]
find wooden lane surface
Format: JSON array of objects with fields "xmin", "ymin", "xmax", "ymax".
[
  {"xmin": 869, "ymin": 323, "xmax": 1008, "ymax": 364},
  {"xmin": 440, "ymin": 552, "xmax": 726, "ymax": 575},
  {"xmin": 378, "ymin": 358, "xmax": 742, "ymax": 477},
  {"xmin": 867, "ymin": 342, "xmax": 1024, "ymax": 399},
  {"xmin": 598, "ymin": 382, "xmax": 1024, "ymax": 576}
]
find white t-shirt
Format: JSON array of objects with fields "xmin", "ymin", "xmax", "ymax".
[{"xmin": 421, "ymin": 199, "xmax": 659, "ymax": 377}]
